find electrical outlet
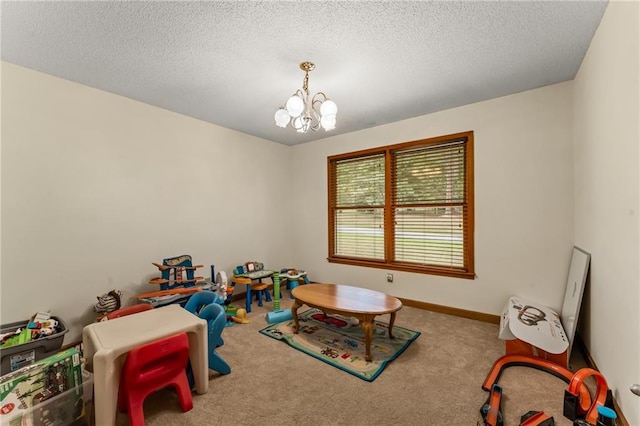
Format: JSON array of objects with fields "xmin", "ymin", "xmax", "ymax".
[{"xmin": 386, "ymin": 273, "xmax": 394, "ymax": 283}]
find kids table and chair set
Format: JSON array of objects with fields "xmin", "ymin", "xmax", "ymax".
[
  {"xmin": 83, "ymin": 300, "xmax": 231, "ymax": 426},
  {"xmin": 230, "ymin": 262, "xmax": 308, "ymax": 313},
  {"xmin": 82, "ymin": 258, "xmax": 306, "ymax": 426}
]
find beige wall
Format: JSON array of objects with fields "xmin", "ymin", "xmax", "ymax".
[
  {"xmin": 1, "ymin": 60, "xmax": 578, "ymax": 350},
  {"xmin": 573, "ymin": 0, "xmax": 640, "ymax": 423},
  {"xmin": 0, "ymin": 62, "xmax": 293, "ymax": 341},
  {"xmin": 1, "ymin": 1, "xmax": 638, "ymax": 419},
  {"xmin": 291, "ymin": 82, "xmax": 575, "ymax": 317}
]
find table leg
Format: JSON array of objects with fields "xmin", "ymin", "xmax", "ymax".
[
  {"xmin": 93, "ymin": 354, "xmax": 119, "ymax": 426},
  {"xmin": 361, "ymin": 314, "xmax": 375, "ymax": 362},
  {"xmin": 388, "ymin": 311, "xmax": 397, "ymax": 339},
  {"xmin": 291, "ymin": 299, "xmax": 302, "ymax": 333},
  {"xmin": 188, "ymin": 326, "xmax": 209, "ymax": 394},
  {"xmin": 245, "ymin": 284, "xmax": 252, "ymax": 313}
]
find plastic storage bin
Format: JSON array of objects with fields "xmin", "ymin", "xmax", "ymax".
[
  {"xmin": 0, "ymin": 368, "xmax": 93, "ymax": 426},
  {"xmin": 0, "ymin": 316, "xmax": 68, "ymax": 375},
  {"xmin": 0, "ymin": 348, "xmax": 88, "ymax": 426}
]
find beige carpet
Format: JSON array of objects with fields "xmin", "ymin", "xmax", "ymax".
[{"xmin": 103, "ymin": 294, "xmax": 591, "ymax": 426}]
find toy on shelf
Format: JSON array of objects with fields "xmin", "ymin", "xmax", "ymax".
[
  {"xmin": 134, "ymin": 255, "xmax": 210, "ymax": 305},
  {"xmin": 135, "ymin": 286, "xmax": 203, "ymax": 301},
  {"xmin": 149, "ymin": 255, "xmax": 205, "ymax": 290}
]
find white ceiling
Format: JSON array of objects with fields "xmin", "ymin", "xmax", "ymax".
[{"xmin": 1, "ymin": 1, "xmax": 608, "ymax": 146}]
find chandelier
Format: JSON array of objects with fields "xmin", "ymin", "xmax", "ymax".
[{"xmin": 274, "ymin": 61, "xmax": 337, "ymax": 133}]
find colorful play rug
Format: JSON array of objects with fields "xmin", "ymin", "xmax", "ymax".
[{"xmin": 259, "ymin": 308, "xmax": 420, "ymax": 382}]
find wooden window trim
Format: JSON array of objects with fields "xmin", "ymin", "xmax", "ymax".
[{"xmin": 327, "ymin": 131, "xmax": 475, "ymax": 279}]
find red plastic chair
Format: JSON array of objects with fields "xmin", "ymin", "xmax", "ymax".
[
  {"xmin": 118, "ymin": 332, "xmax": 193, "ymax": 425},
  {"xmin": 107, "ymin": 304, "xmax": 153, "ymax": 319}
]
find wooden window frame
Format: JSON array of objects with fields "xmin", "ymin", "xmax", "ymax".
[{"xmin": 327, "ymin": 131, "xmax": 474, "ymax": 279}]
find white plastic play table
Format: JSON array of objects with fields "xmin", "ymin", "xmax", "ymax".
[{"xmin": 83, "ymin": 304, "xmax": 208, "ymax": 426}]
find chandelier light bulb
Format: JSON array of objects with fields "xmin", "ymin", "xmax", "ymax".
[
  {"xmin": 286, "ymin": 95, "xmax": 304, "ymax": 117},
  {"xmin": 274, "ymin": 61, "xmax": 337, "ymax": 134},
  {"xmin": 321, "ymin": 114, "xmax": 336, "ymax": 131},
  {"xmin": 274, "ymin": 108, "xmax": 290, "ymax": 128},
  {"xmin": 320, "ymin": 99, "xmax": 337, "ymax": 116},
  {"xmin": 292, "ymin": 116, "xmax": 304, "ymax": 131}
]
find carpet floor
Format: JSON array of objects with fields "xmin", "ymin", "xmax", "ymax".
[{"xmin": 97, "ymin": 291, "xmax": 590, "ymax": 426}]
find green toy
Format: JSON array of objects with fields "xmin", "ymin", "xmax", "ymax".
[
  {"xmin": 265, "ymin": 272, "xmax": 293, "ymax": 323},
  {"xmin": 1, "ymin": 328, "xmax": 32, "ymax": 349}
]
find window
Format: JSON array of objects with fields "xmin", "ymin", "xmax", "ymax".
[{"xmin": 328, "ymin": 131, "xmax": 474, "ymax": 279}]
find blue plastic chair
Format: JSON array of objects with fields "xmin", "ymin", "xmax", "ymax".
[
  {"xmin": 184, "ymin": 291, "xmax": 224, "ymax": 314},
  {"xmin": 184, "ymin": 291, "xmax": 225, "ymax": 347},
  {"xmin": 199, "ymin": 303, "xmax": 231, "ymax": 375},
  {"xmin": 186, "ymin": 302, "xmax": 231, "ymax": 386}
]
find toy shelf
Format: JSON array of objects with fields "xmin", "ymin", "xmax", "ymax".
[
  {"xmin": 152, "ymin": 262, "xmax": 203, "ymax": 271},
  {"xmin": 148, "ymin": 277, "xmax": 205, "ymax": 285}
]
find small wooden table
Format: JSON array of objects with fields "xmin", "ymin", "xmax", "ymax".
[{"xmin": 291, "ymin": 284, "xmax": 403, "ymax": 362}]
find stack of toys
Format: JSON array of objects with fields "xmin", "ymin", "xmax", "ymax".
[{"xmin": 0, "ymin": 312, "xmax": 62, "ymax": 349}]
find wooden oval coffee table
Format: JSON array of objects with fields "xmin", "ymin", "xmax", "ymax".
[{"xmin": 291, "ymin": 284, "xmax": 403, "ymax": 362}]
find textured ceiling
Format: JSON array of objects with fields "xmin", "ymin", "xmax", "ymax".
[{"xmin": 1, "ymin": 1, "xmax": 608, "ymax": 146}]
